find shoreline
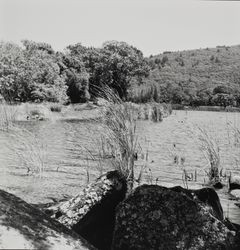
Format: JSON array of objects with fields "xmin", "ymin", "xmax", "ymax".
[
  {"xmin": 172, "ymin": 105, "xmax": 240, "ymax": 113},
  {"xmin": 0, "ymin": 101, "xmax": 172, "ymax": 123}
]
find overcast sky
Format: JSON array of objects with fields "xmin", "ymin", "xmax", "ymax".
[{"xmin": 0, "ymin": 0, "xmax": 239, "ymax": 56}]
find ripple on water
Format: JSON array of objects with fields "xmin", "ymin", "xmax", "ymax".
[{"xmin": 0, "ymin": 110, "xmax": 240, "ymax": 223}]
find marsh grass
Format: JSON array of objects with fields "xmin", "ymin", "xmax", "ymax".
[
  {"xmin": 49, "ymin": 103, "xmax": 62, "ymax": 112},
  {"xmin": 193, "ymin": 126, "xmax": 222, "ymax": 183},
  {"xmin": 0, "ymin": 102, "xmax": 47, "ymax": 175},
  {"xmin": 0, "ymin": 103, "xmax": 18, "ymax": 131},
  {"xmin": 84, "ymin": 86, "xmax": 152, "ymax": 192},
  {"xmin": 168, "ymin": 143, "xmax": 193, "ymax": 189},
  {"xmin": 100, "ymin": 91, "xmax": 139, "ymax": 191},
  {"xmin": 5, "ymin": 127, "xmax": 48, "ymax": 175}
]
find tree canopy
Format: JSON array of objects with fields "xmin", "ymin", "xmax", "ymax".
[
  {"xmin": 1, "ymin": 40, "xmax": 240, "ymax": 107},
  {"xmin": 0, "ymin": 40, "xmax": 67, "ymax": 102}
]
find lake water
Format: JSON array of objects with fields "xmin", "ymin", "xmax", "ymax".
[{"xmin": 0, "ymin": 110, "xmax": 240, "ymax": 224}]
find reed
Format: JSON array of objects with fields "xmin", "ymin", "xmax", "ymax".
[
  {"xmin": 0, "ymin": 102, "xmax": 47, "ymax": 175},
  {"xmin": 6, "ymin": 126, "xmax": 47, "ymax": 175},
  {"xmin": 0, "ymin": 103, "xmax": 17, "ymax": 132},
  {"xmin": 128, "ymin": 82, "xmax": 160, "ymax": 103},
  {"xmin": 90, "ymin": 87, "xmax": 143, "ymax": 192},
  {"xmin": 49, "ymin": 103, "xmax": 62, "ymax": 112},
  {"xmin": 194, "ymin": 126, "xmax": 221, "ymax": 183}
]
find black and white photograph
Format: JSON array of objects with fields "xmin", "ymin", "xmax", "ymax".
[{"xmin": 0, "ymin": 0, "xmax": 240, "ymax": 249}]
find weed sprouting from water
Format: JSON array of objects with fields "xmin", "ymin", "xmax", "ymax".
[
  {"xmin": 86, "ymin": 86, "xmax": 152, "ymax": 192},
  {"xmin": 0, "ymin": 103, "xmax": 47, "ymax": 175},
  {"xmin": 0, "ymin": 103, "xmax": 17, "ymax": 132},
  {"xmin": 193, "ymin": 126, "xmax": 221, "ymax": 183},
  {"xmin": 4, "ymin": 126, "xmax": 47, "ymax": 176},
  {"xmin": 100, "ymin": 91, "xmax": 139, "ymax": 191}
]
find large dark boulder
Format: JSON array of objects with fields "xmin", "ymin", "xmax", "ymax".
[
  {"xmin": 229, "ymin": 175, "xmax": 240, "ymax": 191},
  {"xmin": 112, "ymin": 185, "xmax": 238, "ymax": 250},
  {"xmin": 0, "ymin": 189, "xmax": 95, "ymax": 250},
  {"xmin": 170, "ymin": 186, "xmax": 224, "ymax": 221},
  {"xmin": 45, "ymin": 170, "xmax": 127, "ymax": 250}
]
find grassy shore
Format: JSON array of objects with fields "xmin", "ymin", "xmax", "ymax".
[
  {"xmin": 0, "ymin": 101, "xmax": 172, "ymax": 124},
  {"xmin": 172, "ymin": 104, "xmax": 240, "ymax": 112}
]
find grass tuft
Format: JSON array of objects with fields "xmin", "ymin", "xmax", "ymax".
[
  {"xmin": 49, "ymin": 103, "xmax": 62, "ymax": 112},
  {"xmin": 193, "ymin": 126, "xmax": 221, "ymax": 183},
  {"xmin": 5, "ymin": 127, "xmax": 47, "ymax": 175},
  {"xmin": 0, "ymin": 103, "xmax": 18, "ymax": 131}
]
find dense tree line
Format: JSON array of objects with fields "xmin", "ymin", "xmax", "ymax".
[
  {"xmin": 1, "ymin": 40, "xmax": 240, "ymax": 107},
  {"xmin": 0, "ymin": 40, "xmax": 149, "ymax": 103},
  {"xmin": 131, "ymin": 45, "xmax": 240, "ymax": 107}
]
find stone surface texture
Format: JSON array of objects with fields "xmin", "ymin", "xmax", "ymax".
[
  {"xmin": 0, "ymin": 189, "xmax": 95, "ymax": 250},
  {"xmin": 112, "ymin": 185, "xmax": 238, "ymax": 250},
  {"xmin": 46, "ymin": 170, "xmax": 127, "ymax": 250}
]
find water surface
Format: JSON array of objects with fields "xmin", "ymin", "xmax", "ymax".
[{"xmin": 0, "ymin": 110, "xmax": 240, "ymax": 223}]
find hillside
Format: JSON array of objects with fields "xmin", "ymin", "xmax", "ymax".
[
  {"xmin": 130, "ymin": 45, "xmax": 240, "ymax": 107},
  {"xmin": 1, "ymin": 40, "xmax": 240, "ymax": 107}
]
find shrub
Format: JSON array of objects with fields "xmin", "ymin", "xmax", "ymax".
[{"xmin": 50, "ymin": 103, "xmax": 62, "ymax": 112}]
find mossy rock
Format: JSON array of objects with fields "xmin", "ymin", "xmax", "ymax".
[
  {"xmin": 45, "ymin": 170, "xmax": 127, "ymax": 250},
  {"xmin": 112, "ymin": 185, "xmax": 238, "ymax": 250}
]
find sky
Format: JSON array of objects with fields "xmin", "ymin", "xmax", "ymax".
[{"xmin": 0, "ymin": 0, "xmax": 239, "ymax": 56}]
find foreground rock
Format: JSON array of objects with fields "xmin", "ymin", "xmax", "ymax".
[
  {"xmin": 112, "ymin": 185, "xmax": 239, "ymax": 250},
  {"xmin": 170, "ymin": 186, "xmax": 224, "ymax": 220},
  {"xmin": 45, "ymin": 171, "xmax": 127, "ymax": 250},
  {"xmin": 230, "ymin": 190, "xmax": 240, "ymax": 200},
  {"xmin": 229, "ymin": 175, "xmax": 240, "ymax": 191},
  {"xmin": 0, "ymin": 189, "xmax": 95, "ymax": 250}
]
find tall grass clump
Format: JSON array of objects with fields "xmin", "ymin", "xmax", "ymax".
[
  {"xmin": 5, "ymin": 127, "xmax": 47, "ymax": 175},
  {"xmin": 128, "ymin": 81, "xmax": 161, "ymax": 103},
  {"xmin": 194, "ymin": 126, "xmax": 221, "ymax": 184},
  {"xmin": 49, "ymin": 103, "xmax": 62, "ymax": 112},
  {"xmin": 93, "ymin": 87, "xmax": 143, "ymax": 192},
  {"xmin": 0, "ymin": 103, "xmax": 17, "ymax": 131}
]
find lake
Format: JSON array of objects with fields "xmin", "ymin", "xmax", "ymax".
[{"xmin": 0, "ymin": 110, "xmax": 240, "ymax": 224}]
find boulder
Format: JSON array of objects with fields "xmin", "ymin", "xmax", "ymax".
[
  {"xmin": 45, "ymin": 171, "xmax": 127, "ymax": 250},
  {"xmin": 229, "ymin": 175, "xmax": 240, "ymax": 190},
  {"xmin": 112, "ymin": 185, "xmax": 238, "ymax": 250},
  {"xmin": 94, "ymin": 97, "xmax": 110, "ymax": 107},
  {"xmin": 170, "ymin": 186, "xmax": 224, "ymax": 221},
  {"xmin": 230, "ymin": 190, "xmax": 240, "ymax": 200},
  {"xmin": 0, "ymin": 189, "xmax": 95, "ymax": 250}
]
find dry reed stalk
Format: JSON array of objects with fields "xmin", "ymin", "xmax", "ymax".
[
  {"xmin": 5, "ymin": 126, "xmax": 47, "ymax": 175},
  {"xmin": 0, "ymin": 103, "xmax": 17, "ymax": 131},
  {"xmin": 193, "ymin": 126, "xmax": 221, "ymax": 182},
  {"xmin": 90, "ymin": 87, "xmax": 142, "ymax": 192}
]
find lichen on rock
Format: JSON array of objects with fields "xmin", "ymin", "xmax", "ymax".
[
  {"xmin": 112, "ymin": 185, "xmax": 238, "ymax": 250},
  {"xmin": 46, "ymin": 170, "xmax": 127, "ymax": 250}
]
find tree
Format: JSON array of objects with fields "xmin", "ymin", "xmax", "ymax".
[
  {"xmin": 22, "ymin": 40, "xmax": 68, "ymax": 102},
  {"xmin": 91, "ymin": 41, "xmax": 150, "ymax": 100},
  {"xmin": 211, "ymin": 93, "xmax": 235, "ymax": 107},
  {"xmin": 0, "ymin": 42, "xmax": 26, "ymax": 101},
  {"xmin": 0, "ymin": 41, "xmax": 67, "ymax": 103},
  {"xmin": 213, "ymin": 85, "xmax": 233, "ymax": 95},
  {"xmin": 63, "ymin": 44, "xmax": 91, "ymax": 103}
]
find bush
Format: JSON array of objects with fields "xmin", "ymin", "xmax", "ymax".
[{"xmin": 50, "ymin": 104, "xmax": 62, "ymax": 112}]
